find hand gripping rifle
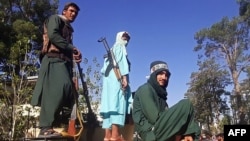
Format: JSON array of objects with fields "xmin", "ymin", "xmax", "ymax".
[{"xmin": 98, "ymin": 37, "xmax": 123, "ymax": 90}]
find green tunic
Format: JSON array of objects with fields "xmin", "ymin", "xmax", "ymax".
[
  {"xmin": 132, "ymin": 74, "xmax": 200, "ymax": 141},
  {"xmin": 31, "ymin": 15, "xmax": 75, "ymax": 127}
]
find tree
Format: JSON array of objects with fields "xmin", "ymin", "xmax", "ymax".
[
  {"xmin": 185, "ymin": 58, "xmax": 231, "ymax": 133},
  {"xmin": 0, "ymin": 0, "xmax": 59, "ymax": 140},
  {"xmin": 0, "ymin": 0, "xmax": 59, "ymax": 65},
  {"xmin": 238, "ymin": 0, "xmax": 250, "ymax": 26},
  {"xmin": 194, "ymin": 16, "xmax": 250, "ymax": 124},
  {"xmin": 217, "ymin": 115, "xmax": 231, "ymax": 134},
  {"xmin": 77, "ymin": 57, "xmax": 102, "ymax": 141},
  {"xmin": 238, "ymin": 0, "xmax": 250, "ymax": 16},
  {"xmin": 239, "ymin": 66, "xmax": 250, "ymax": 124},
  {"xmin": 76, "ymin": 57, "xmax": 102, "ymax": 117}
]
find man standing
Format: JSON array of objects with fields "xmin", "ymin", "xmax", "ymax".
[
  {"xmin": 31, "ymin": 2, "xmax": 82, "ymax": 137},
  {"xmin": 132, "ymin": 61, "xmax": 200, "ymax": 141},
  {"xmin": 100, "ymin": 31, "xmax": 133, "ymax": 141}
]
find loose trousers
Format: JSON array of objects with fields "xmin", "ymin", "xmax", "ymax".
[{"xmin": 137, "ymin": 99, "xmax": 201, "ymax": 141}]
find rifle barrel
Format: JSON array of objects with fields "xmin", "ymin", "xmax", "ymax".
[{"xmin": 97, "ymin": 37, "xmax": 105, "ymax": 42}]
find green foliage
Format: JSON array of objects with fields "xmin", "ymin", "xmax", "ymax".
[
  {"xmin": 186, "ymin": 58, "xmax": 231, "ymax": 132},
  {"xmin": 238, "ymin": 0, "xmax": 250, "ymax": 25},
  {"xmin": 194, "ymin": 17, "xmax": 249, "ymax": 59},
  {"xmin": 78, "ymin": 57, "xmax": 102, "ymax": 114},
  {"xmin": 240, "ymin": 66, "xmax": 250, "ymax": 123},
  {"xmin": 217, "ymin": 115, "xmax": 231, "ymax": 133},
  {"xmin": 193, "ymin": 14, "xmax": 250, "ymax": 124},
  {"xmin": 0, "ymin": 22, "xmax": 12, "ymax": 63},
  {"xmin": 0, "ymin": 0, "xmax": 59, "ymax": 139}
]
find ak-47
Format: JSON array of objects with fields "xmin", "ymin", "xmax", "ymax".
[
  {"xmin": 64, "ymin": 60, "xmax": 98, "ymax": 141},
  {"xmin": 62, "ymin": 61, "xmax": 83, "ymax": 141},
  {"xmin": 76, "ymin": 61, "xmax": 98, "ymax": 141},
  {"xmin": 76, "ymin": 62, "xmax": 93, "ymax": 115},
  {"xmin": 98, "ymin": 37, "xmax": 123, "ymax": 89},
  {"xmin": 67, "ymin": 61, "xmax": 79, "ymax": 135}
]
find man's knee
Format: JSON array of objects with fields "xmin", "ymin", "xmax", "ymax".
[
  {"xmin": 179, "ymin": 99, "xmax": 191, "ymax": 106},
  {"xmin": 179, "ymin": 99, "xmax": 194, "ymax": 111}
]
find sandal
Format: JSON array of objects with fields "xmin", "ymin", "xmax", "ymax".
[
  {"xmin": 38, "ymin": 127, "xmax": 62, "ymax": 138},
  {"xmin": 110, "ymin": 136, "xmax": 126, "ymax": 141}
]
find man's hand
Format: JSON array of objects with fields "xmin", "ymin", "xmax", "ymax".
[
  {"xmin": 73, "ymin": 48, "xmax": 82, "ymax": 63},
  {"xmin": 122, "ymin": 75, "xmax": 128, "ymax": 90}
]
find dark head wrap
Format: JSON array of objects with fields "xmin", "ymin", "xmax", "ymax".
[{"xmin": 147, "ymin": 61, "xmax": 171, "ymax": 101}]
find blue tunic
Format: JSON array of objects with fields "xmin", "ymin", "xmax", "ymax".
[{"xmin": 100, "ymin": 31, "xmax": 133, "ymax": 128}]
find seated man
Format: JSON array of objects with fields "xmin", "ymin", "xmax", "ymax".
[{"xmin": 132, "ymin": 61, "xmax": 201, "ymax": 141}]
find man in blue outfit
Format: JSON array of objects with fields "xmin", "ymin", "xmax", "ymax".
[{"xmin": 100, "ymin": 31, "xmax": 133, "ymax": 141}]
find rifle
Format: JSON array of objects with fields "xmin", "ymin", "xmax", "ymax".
[
  {"xmin": 76, "ymin": 62, "xmax": 94, "ymax": 114},
  {"xmin": 61, "ymin": 61, "xmax": 83, "ymax": 141},
  {"xmin": 98, "ymin": 37, "xmax": 123, "ymax": 89},
  {"xmin": 76, "ymin": 62, "xmax": 97, "ymax": 141},
  {"xmin": 62, "ymin": 51, "xmax": 97, "ymax": 140},
  {"xmin": 67, "ymin": 62, "xmax": 80, "ymax": 137}
]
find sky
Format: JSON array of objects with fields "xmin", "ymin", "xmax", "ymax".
[{"xmin": 58, "ymin": 0, "xmax": 239, "ymax": 106}]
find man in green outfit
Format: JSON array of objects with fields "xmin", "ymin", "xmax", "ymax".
[
  {"xmin": 31, "ymin": 2, "xmax": 82, "ymax": 137},
  {"xmin": 132, "ymin": 61, "xmax": 201, "ymax": 141}
]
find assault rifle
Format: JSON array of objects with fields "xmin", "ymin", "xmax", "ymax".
[
  {"xmin": 98, "ymin": 37, "xmax": 123, "ymax": 89},
  {"xmin": 63, "ymin": 60, "xmax": 97, "ymax": 141},
  {"xmin": 75, "ymin": 61, "xmax": 98, "ymax": 141},
  {"xmin": 62, "ymin": 62, "xmax": 83, "ymax": 141}
]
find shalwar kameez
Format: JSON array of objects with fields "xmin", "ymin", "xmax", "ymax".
[
  {"xmin": 100, "ymin": 31, "xmax": 133, "ymax": 129},
  {"xmin": 132, "ymin": 61, "xmax": 201, "ymax": 141}
]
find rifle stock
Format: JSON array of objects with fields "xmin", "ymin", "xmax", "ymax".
[{"xmin": 113, "ymin": 66, "xmax": 122, "ymax": 84}]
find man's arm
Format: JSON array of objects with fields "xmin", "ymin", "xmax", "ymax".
[
  {"xmin": 113, "ymin": 44, "xmax": 130, "ymax": 89},
  {"xmin": 47, "ymin": 15, "xmax": 74, "ymax": 51},
  {"xmin": 112, "ymin": 44, "xmax": 129, "ymax": 75},
  {"xmin": 137, "ymin": 85, "xmax": 160, "ymax": 124}
]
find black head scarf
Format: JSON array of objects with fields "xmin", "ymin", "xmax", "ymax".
[
  {"xmin": 147, "ymin": 61, "xmax": 171, "ymax": 108},
  {"xmin": 147, "ymin": 71, "xmax": 168, "ymax": 100}
]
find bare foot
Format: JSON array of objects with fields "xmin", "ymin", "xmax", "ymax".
[{"xmin": 184, "ymin": 135, "xmax": 193, "ymax": 141}]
